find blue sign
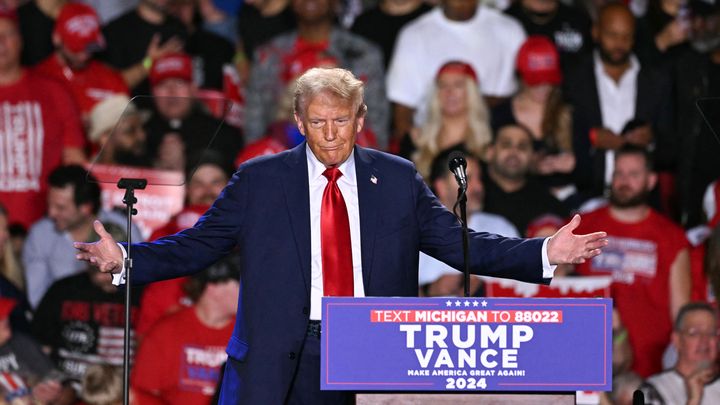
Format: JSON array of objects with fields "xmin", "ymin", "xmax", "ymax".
[{"xmin": 321, "ymin": 297, "xmax": 612, "ymax": 392}]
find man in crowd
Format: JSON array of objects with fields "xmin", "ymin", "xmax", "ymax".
[
  {"xmin": 132, "ymin": 256, "xmax": 239, "ymax": 404},
  {"xmin": 504, "ymin": 0, "xmax": 592, "ymax": 66},
  {"xmin": 32, "ymin": 223, "xmax": 142, "ymax": 384},
  {"xmin": 0, "ymin": 298, "xmax": 71, "ymax": 404},
  {"xmin": 88, "ymin": 95, "xmax": 151, "ymax": 167},
  {"xmin": 387, "ymin": 0, "xmax": 526, "ymax": 142},
  {"xmin": 144, "ymin": 52, "xmax": 243, "ymax": 170},
  {"xmin": 562, "ymin": 3, "xmax": 674, "ymax": 194},
  {"xmin": 75, "ymin": 67, "xmax": 607, "ymax": 403},
  {"xmin": 135, "ymin": 155, "xmax": 232, "ymax": 337},
  {"xmin": 641, "ymin": 302, "xmax": 720, "ymax": 404},
  {"xmin": 22, "ymin": 166, "xmax": 140, "ymax": 308},
  {"xmin": 243, "ymin": 0, "xmax": 388, "ymax": 147},
  {"xmin": 101, "ymin": 0, "xmax": 185, "ymax": 92},
  {"xmin": 483, "ymin": 124, "xmax": 569, "ymax": 235},
  {"xmin": 34, "ymin": 2, "xmax": 128, "ymax": 122},
  {"xmin": 419, "ymin": 147, "xmax": 519, "ymax": 297},
  {"xmin": 575, "ymin": 145, "xmax": 690, "ymax": 377},
  {"xmin": 0, "ymin": 8, "xmax": 85, "ymax": 230}
]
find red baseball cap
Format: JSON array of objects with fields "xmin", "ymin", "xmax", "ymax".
[
  {"xmin": 54, "ymin": 3, "xmax": 105, "ymax": 53},
  {"xmin": 149, "ymin": 53, "xmax": 193, "ymax": 87},
  {"xmin": 436, "ymin": 60, "xmax": 478, "ymax": 83},
  {"xmin": 516, "ymin": 36, "xmax": 562, "ymax": 86},
  {"xmin": 0, "ymin": 298, "xmax": 16, "ymax": 321}
]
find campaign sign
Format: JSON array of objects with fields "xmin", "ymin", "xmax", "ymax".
[{"xmin": 321, "ymin": 297, "xmax": 611, "ymax": 392}]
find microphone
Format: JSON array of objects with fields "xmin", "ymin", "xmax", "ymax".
[{"xmin": 448, "ymin": 151, "xmax": 468, "ymax": 190}]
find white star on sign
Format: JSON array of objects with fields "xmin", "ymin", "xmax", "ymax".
[
  {"xmin": 455, "ymin": 300, "xmax": 461, "ymax": 307},
  {"xmin": 472, "ymin": 301, "xmax": 479, "ymax": 307},
  {"xmin": 446, "ymin": 300, "xmax": 452, "ymax": 307},
  {"xmin": 481, "ymin": 300, "xmax": 488, "ymax": 307},
  {"xmin": 464, "ymin": 301, "xmax": 470, "ymax": 307}
]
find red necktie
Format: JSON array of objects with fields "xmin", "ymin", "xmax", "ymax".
[{"xmin": 321, "ymin": 167, "xmax": 354, "ymax": 296}]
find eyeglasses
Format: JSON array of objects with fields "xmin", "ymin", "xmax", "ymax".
[{"xmin": 679, "ymin": 328, "xmax": 720, "ymax": 339}]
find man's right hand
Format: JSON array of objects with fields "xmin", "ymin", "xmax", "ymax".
[{"xmin": 74, "ymin": 221, "xmax": 123, "ymax": 274}]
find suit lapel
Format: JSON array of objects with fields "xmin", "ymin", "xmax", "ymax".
[
  {"xmin": 354, "ymin": 147, "xmax": 380, "ymax": 292},
  {"xmin": 281, "ymin": 143, "xmax": 312, "ymax": 296}
]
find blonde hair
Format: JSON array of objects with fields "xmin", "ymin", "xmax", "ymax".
[
  {"xmin": 540, "ymin": 87, "xmax": 572, "ymax": 152},
  {"xmin": 0, "ymin": 206, "xmax": 23, "ymax": 291},
  {"xmin": 293, "ymin": 67, "xmax": 367, "ymax": 120},
  {"xmin": 413, "ymin": 77, "xmax": 492, "ymax": 179},
  {"xmin": 81, "ymin": 365, "xmax": 123, "ymax": 405}
]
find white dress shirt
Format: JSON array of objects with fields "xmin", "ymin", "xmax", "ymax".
[
  {"xmin": 594, "ymin": 51, "xmax": 640, "ymax": 185},
  {"xmin": 306, "ymin": 145, "xmax": 365, "ymax": 320}
]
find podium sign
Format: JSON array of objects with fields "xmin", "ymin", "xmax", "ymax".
[{"xmin": 321, "ymin": 297, "xmax": 611, "ymax": 392}]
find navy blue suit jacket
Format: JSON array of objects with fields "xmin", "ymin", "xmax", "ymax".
[{"xmin": 128, "ymin": 143, "xmax": 548, "ymax": 404}]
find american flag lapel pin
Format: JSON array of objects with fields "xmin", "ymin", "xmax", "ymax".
[{"xmin": 370, "ymin": 175, "xmax": 378, "ymax": 184}]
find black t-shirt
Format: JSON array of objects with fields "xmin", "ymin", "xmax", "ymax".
[
  {"xmin": 505, "ymin": 3, "xmax": 592, "ymax": 65},
  {"xmin": 483, "ymin": 170, "xmax": 569, "ymax": 236},
  {"xmin": 351, "ymin": 3, "xmax": 433, "ymax": 68},
  {"xmin": 185, "ymin": 29, "xmax": 235, "ymax": 90},
  {"xmin": 31, "ymin": 272, "xmax": 143, "ymax": 381},
  {"xmin": 238, "ymin": 5, "xmax": 296, "ymax": 60},
  {"xmin": 101, "ymin": 10, "xmax": 187, "ymax": 95},
  {"xmin": 18, "ymin": 1, "xmax": 55, "ymax": 66}
]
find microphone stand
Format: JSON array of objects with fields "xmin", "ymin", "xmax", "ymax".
[
  {"xmin": 454, "ymin": 186, "xmax": 470, "ymax": 297},
  {"xmin": 117, "ymin": 178, "xmax": 147, "ymax": 405}
]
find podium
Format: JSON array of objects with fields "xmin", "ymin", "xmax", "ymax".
[{"xmin": 321, "ymin": 297, "xmax": 612, "ymax": 403}]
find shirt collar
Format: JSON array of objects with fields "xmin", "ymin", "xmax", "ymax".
[
  {"xmin": 593, "ymin": 50, "xmax": 640, "ymax": 82},
  {"xmin": 305, "ymin": 143, "xmax": 356, "ymax": 185}
]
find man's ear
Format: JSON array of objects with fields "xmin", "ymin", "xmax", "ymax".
[
  {"xmin": 355, "ymin": 115, "xmax": 365, "ymax": 134},
  {"xmin": 294, "ymin": 113, "xmax": 306, "ymax": 136},
  {"xmin": 647, "ymin": 172, "xmax": 658, "ymax": 191}
]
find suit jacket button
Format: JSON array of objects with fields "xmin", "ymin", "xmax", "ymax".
[
  {"xmin": 302, "ymin": 307, "xmax": 309, "ymax": 315},
  {"xmin": 288, "ymin": 352, "xmax": 296, "ymax": 360}
]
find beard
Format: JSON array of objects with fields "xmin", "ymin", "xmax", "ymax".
[
  {"xmin": 609, "ymin": 187, "xmax": 650, "ymax": 208},
  {"xmin": 598, "ymin": 46, "xmax": 631, "ymax": 67},
  {"xmin": 114, "ymin": 149, "xmax": 151, "ymax": 167}
]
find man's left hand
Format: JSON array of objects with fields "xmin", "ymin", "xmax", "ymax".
[{"xmin": 547, "ymin": 214, "xmax": 607, "ymax": 265}]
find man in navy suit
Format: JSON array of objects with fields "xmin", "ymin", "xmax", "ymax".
[{"xmin": 75, "ymin": 68, "xmax": 607, "ymax": 404}]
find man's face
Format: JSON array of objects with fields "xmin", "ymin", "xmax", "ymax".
[
  {"xmin": 436, "ymin": 158, "xmax": 484, "ymax": 212},
  {"xmin": 112, "ymin": 114, "xmax": 147, "ymax": 159},
  {"xmin": 610, "ymin": 154, "xmax": 654, "ymax": 208},
  {"xmin": 47, "ymin": 186, "xmax": 91, "ymax": 232},
  {"xmin": 437, "ymin": 71, "xmax": 469, "ymax": 118},
  {"xmin": 187, "ymin": 164, "xmax": 228, "ymax": 206},
  {"xmin": 489, "ymin": 126, "xmax": 533, "ymax": 181},
  {"xmin": 152, "ymin": 78, "xmax": 194, "ymax": 120},
  {"xmin": 596, "ymin": 7, "xmax": 635, "ymax": 66},
  {"xmin": 292, "ymin": 0, "xmax": 334, "ymax": 24},
  {"xmin": 295, "ymin": 91, "xmax": 363, "ymax": 167},
  {"xmin": 442, "ymin": 0, "xmax": 479, "ymax": 21},
  {"xmin": 673, "ymin": 310, "xmax": 719, "ymax": 371},
  {"xmin": 0, "ymin": 19, "xmax": 21, "ymax": 72}
]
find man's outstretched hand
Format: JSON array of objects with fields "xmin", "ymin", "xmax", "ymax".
[
  {"xmin": 74, "ymin": 220, "xmax": 124, "ymax": 273},
  {"xmin": 547, "ymin": 214, "xmax": 607, "ymax": 265}
]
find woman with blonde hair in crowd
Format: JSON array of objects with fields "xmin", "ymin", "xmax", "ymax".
[
  {"xmin": 492, "ymin": 36, "xmax": 592, "ymax": 207},
  {"xmin": 406, "ymin": 61, "xmax": 493, "ymax": 179}
]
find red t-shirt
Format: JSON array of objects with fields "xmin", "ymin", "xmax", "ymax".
[
  {"xmin": 135, "ymin": 205, "xmax": 211, "ymax": 337},
  {"xmin": 132, "ymin": 307, "xmax": 233, "ymax": 405},
  {"xmin": 575, "ymin": 207, "xmax": 689, "ymax": 377},
  {"xmin": 0, "ymin": 70, "xmax": 85, "ymax": 229},
  {"xmin": 34, "ymin": 55, "xmax": 129, "ymax": 116}
]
